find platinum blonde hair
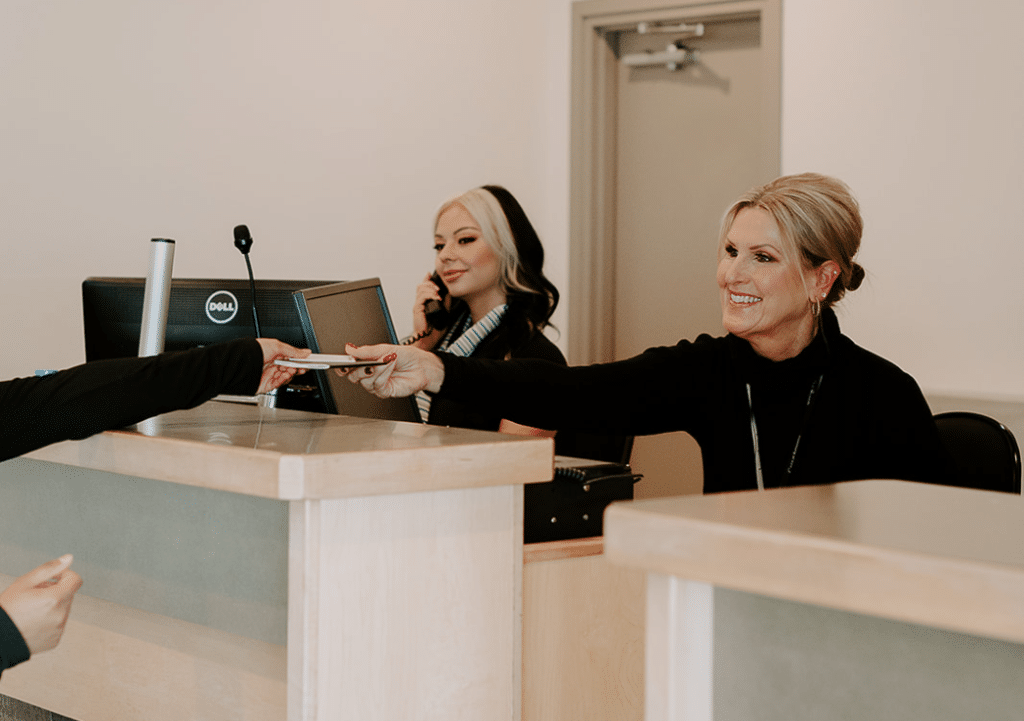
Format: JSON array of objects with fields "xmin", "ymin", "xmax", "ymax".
[{"xmin": 434, "ymin": 188, "xmax": 535, "ymax": 298}]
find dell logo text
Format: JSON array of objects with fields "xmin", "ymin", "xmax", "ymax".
[{"xmin": 205, "ymin": 290, "xmax": 240, "ymax": 324}]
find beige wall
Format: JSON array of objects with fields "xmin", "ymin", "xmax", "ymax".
[
  {"xmin": 781, "ymin": 0, "xmax": 1024, "ymax": 399},
  {"xmin": 3, "ymin": 0, "xmax": 1021, "ymax": 403},
  {"xmin": 0, "ymin": 0, "xmax": 572, "ymax": 379}
]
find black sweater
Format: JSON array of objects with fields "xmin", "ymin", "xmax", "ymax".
[
  {"xmin": 427, "ymin": 323, "xmax": 566, "ymax": 431},
  {"xmin": 437, "ymin": 310, "xmax": 950, "ymax": 494},
  {"xmin": 0, "ymin": 339, "xmax": 263, "ymax": 463},
  {"xmin": 0, "ymin": 338, "xmax": 263, "ymax": 674}
]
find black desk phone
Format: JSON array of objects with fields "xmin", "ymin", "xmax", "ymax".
[{"xmin": 524, "ymin": 457, "xmax": 642, "ymax": 544}]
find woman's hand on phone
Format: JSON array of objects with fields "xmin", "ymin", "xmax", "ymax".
[
  {"xmin": 413, "ymin": 274, "xmax": 442, "ymax": 330},
  {"xmin": 410, "ymin": 274, "xmax": 446, "ymax": 348}
]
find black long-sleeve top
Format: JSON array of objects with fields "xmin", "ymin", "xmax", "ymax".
[
  {"xmin": 0, "ymin": 339, "xmax": 263, "ymax": 463},
  {"xmin": 426, "ymin": 323, "xmax": 567, "ymax": 431},
  {"xmin": 436, "ymin": 310, "xmax": 950, "ymax": 494},
  {"xmin": 0, "ymin": 338, "xmax": 263, "ymax": 674}
]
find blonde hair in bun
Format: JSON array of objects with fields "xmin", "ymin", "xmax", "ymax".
[{"xmin": 720, "ymin": 173, "xmax": 865, "ymax": 309}]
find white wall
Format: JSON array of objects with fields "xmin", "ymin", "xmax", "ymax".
[
  {"xmin": 781, "ymin": 0, "xmax": 1024, "ymax": 399},
  {"xmin": 4, "ymin": 0, "xmax": 1020, "ymax": 403},
  {"xmin": 0, "ymin": 0, "xmax": 572, "ymax": 379}
]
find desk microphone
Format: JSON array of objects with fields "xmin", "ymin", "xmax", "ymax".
[{"xmin": 233, "ymin": 224, "xmax": 262, "ymax": 337}]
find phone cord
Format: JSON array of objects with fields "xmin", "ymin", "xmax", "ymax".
[{"xmin": 402, "ymin": 328, "xmax": 433, "ymax": 346}]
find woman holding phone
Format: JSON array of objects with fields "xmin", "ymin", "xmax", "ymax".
[
  {"xmin": 345, "ymin": 174, "xmax": 951, "ymax": 493},
  {"xmin": 404, "ymin": 185, "xmax": 564, "ymax": 434}
]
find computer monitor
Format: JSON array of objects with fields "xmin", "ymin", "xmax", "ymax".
[
  {"xmin": 293, "ymin": 279, "xmax": 421, "ymax": 423},
  {"xmin": 82, "ymin": 277, "xmax": 341, "ymax": 411}
]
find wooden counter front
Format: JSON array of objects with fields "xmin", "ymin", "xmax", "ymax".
[
  {"xmin": 605, "ymin": 480, "xmax": 1024, "ymax": 643},
  {"xmin": 604, "ymin": 480, "xmax": 1024, "ymax": 721},
  {"xmin": 0, "ymin": 401, "xmax": 554, "ymax": 721}
]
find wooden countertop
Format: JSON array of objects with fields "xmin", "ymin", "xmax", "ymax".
[
  {"xmin": 604, "ymin": 480, "xmax": 1024, "ymax": 644},
  {"xmin": 24, "ymin": 400, "xmax": 554, "ymax": 500}
]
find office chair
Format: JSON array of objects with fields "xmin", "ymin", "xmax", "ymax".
[{"xmin": 933, "ymin": 411, "xmax": 1022, "ymax": 494}]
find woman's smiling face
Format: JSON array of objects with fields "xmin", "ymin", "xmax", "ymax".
[
  {"xmin": 716, "ymin": 207, "xmax": 819, "ymax": 360},
  {"xmin": 433, "ymin": 203, "xmax": 504, "ymax": 320}
]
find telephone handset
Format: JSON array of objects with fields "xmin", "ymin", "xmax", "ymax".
[{"xmin": 424, "ymin": 272, "xmax": 453, "ymax": 330}]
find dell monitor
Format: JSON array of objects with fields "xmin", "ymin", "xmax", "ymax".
[{"xmin": 82, "ymin": 277, "xmax": 341, "ymax": 411}]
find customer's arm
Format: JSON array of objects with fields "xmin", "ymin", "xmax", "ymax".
[
  {"xmin": 0, "ymin": 337, "xmax": 307, "ymax": 462},
  {"xmin": 0, "ymin": 338, "xmax": 306, "ymax": 674}
]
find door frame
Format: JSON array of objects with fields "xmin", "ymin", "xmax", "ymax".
[{"xmin": 568, "ymin": 0, "xmax": 782, "ymax": 364}]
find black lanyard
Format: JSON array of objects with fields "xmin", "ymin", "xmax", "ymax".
[{"xmin": 745, "ymin": 374, "xmax": 824, "ymax": 491}]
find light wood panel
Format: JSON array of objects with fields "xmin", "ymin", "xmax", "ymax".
[
  {"xmin": 523, "ymin": 535, "xmax": 604, "ymax": 563},
  {"xmin": 522, "ymin": 539, "xmax": 644, "ymax": 721},
  {"xmin": 605, "ymin": 481, "xmax": 1024, "ymax": 644},
  {"xmin": 606, "ymin": 480, "xmax": 1024, "ymax": 721},
  {"xmin": 3, "ymin": 402, "xmax": 553, "ymax": 720},
  {"xmin": 24, "ymin": 403, "xmax": 554, "ymax": 500},
  {"xmin": 290, "ymin": 486, "xmax": 524, "ymax": 720},
  {"xmin": 4, "ymin": 486, "xmax": 528, "ymax": 721}
]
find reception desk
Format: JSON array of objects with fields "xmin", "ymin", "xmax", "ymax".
[
  {"xmin": 0, "ymin": 402, "xmax": 553, "ymax": 720},
  {"xmin": 604, "ymin": 480, "xmax": 1024, "ymax": 721}
]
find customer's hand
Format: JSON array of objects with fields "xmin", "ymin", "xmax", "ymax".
[
  {"xmin": 255, "ymin": 339, "xmax": 311, "ymax": 394},
  {"xmin": 338, "ymin": 343, "xmax": 445, "ymax": 397},
  {"xmin": 0, "ymin": 555, "xmax": 82, "ymax": 655}
]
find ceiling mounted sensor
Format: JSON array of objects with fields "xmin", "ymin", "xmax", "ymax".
[{"xmin": 621, "ymin": 40, "xmax": 698, "ymax": 71}]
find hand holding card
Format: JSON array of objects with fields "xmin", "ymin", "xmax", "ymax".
[{"xmin": 274, "ymin": 354, "xmax": 387, "ymax": 370}]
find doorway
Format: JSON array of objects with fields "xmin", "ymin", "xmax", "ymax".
[{"xmin": 569, "ymin": 0, "xmax": 781, "ymax": 498}]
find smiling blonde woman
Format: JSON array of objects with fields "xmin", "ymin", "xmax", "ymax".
[
  {"xmin": 345, "ymin": 174, "xmax": 951, "ymax": 494},
  {"xmin": 405, "ymin": 184, "xmax": 564, "ymax": 436}
]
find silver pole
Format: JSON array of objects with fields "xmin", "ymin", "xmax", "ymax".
[{"xmin": 138, "ymin": 238, "xmax": 176, "ymax": 357}]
